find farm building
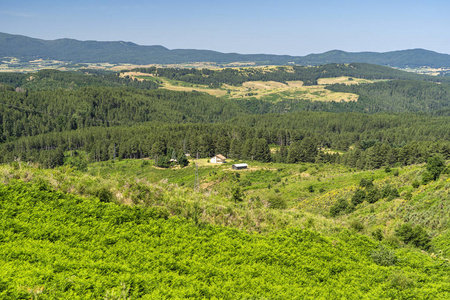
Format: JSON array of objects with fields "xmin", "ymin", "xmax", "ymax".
[
  {"xmin": 232, "ymin": 163, "xmax": 248, "ymax": 170},
  {"xmin": 210, "ymin": 154, "xmax": 226, "ymax": 164}
]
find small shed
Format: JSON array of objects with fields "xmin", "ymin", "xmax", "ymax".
[
  {"xmin": 210, "ymin": 154, "xmax": 226, "ymax": 164},
  {"xmin": 232, "ymin": 163, "xmax": 248, "ymax": 170}
]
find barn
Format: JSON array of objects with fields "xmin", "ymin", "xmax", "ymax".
[
  {"xmin": 210, "ymin": 154, "xmax": 226, "ymax": 164},
  {"xmin": 232, "ymin": 163, "xmax": 248, "ymax": 170}
]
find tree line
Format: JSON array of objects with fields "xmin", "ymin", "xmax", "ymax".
[
  {"xmin": 2, "ymin": 118, "xmax": 450, "ymax": 170},
  {"xmin": 132, "ymin": 63, "xmax": 440, "ymax": 87}
]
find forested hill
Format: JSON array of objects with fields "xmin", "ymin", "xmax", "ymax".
[
  {"xmin": 133, "ymin": 63, "xmax": 447, "ymax": 87},
  {"xmin": 2, "ymin": 32, "xmax": 450, "ymax": 67},
  {"xmin": 301, "ymin": 49, "xmax": 450, "ymax": 68}
]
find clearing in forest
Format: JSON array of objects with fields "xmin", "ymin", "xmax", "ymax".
[{"xmin": 122, "ymin": 71, "xmax": 366, "ymax": 102}]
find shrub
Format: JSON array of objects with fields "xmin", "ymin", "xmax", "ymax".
[
  {"xmin": 307, "ymin": 185, "xmax": 314, "ymax": 193},
  {"xmin": 395, "ymin": 223, "xmax": 431, "ymax": 250},
  {"xmin": 390, "ymin": 272, "xmax": 415, "ymax": 290},
  {"xmin": 351, "ymin": 189, "xmax": 366, "ymax": 206},
  {"xmin": 231, "ymin": 186, "xmax": 244, "ymax": 203},
  {"xmin": 372, "ymin": 228, "xmax": 383, "ymax": 241},
  {"xmin": 371, "ymin": 244, "xmax": 397, "ymax": 266},
  {"xmin": 412, "ymin": 180, "xmax": 420, "ymax": 189},
  {"xmin": 268, "ymin": 195, "xmax": 287, "ymax": 209},
  {"xmin": 329, "ymin": 198, "xmax": 349, "ymax": 217},
  {"xmin": 366, "ymin": 187, "xmax": 381, "ymax": 203},
  {"xmin": 403, "ymin": 191, "xmax": 412, "ymax": 200},
  {"xmin": 421, "ymin": 171, "xmax": 433, "ymax": 185},
  {"xmin": 350, "ymin": 220, "xmax": 364, "ymax": 232},
  {"xmin": 426, "ymin": 154, "xmax": 445, "ymax": 181},
  {"xmin": 95, "ymin": 187, "xmax": 113, "ymax": 203},
  {"xmin": 381, "ymin": 185, "xmax": 399, "ymax": 201},
  {"xmin": 359, "ymin": 178, "xmax": 374, "ymax": 189}
]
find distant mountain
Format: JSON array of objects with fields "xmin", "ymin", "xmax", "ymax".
[
  {"xmin": 301, "ymin": 49, "xmax": 450, "ymax": 68},
  {"xmin": 1, "ymin": 32, "xmax": 450, "ymax": 68}
]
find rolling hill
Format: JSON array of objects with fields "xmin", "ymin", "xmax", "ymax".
[{"xmin": 1, "ymin": 32, "xmax": 450, "ymax": 68}]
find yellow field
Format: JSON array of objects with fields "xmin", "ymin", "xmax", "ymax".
[
  {"xmin": 121, "ymin": 71, "xmax": 365, "ymax": 103},
  {"xmin": 229, "ymin": 80, "xmax": 360, "ymax": 102},
  {"xmin": 317, "ymin": 76, "xmax": 373, "ymax": 85}
]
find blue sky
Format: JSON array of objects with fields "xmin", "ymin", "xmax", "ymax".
[{"xmin": 1, "ymin": 0, "xmax": 449, "ymax": 55}]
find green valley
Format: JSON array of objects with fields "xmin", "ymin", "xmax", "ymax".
[{"xmin": 1, "ymin": 63, "xmax": 450, "ymax": 299}]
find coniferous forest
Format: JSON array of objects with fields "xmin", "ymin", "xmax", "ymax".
[{"xmin": 1, "ymin": 64, "xmax": 450, "ymax": 299}]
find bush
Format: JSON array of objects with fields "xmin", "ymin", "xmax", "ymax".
[
  {"xmin": 426, "ymin": 154, "xmax": 445, "ymax": 181},
  {"xmin": 231, "ymin": 186, "xmax": 244, "ymax": 203},
  {"xmin": 372, "ymin": 228, "xmax": 383, "ymax": 241},
  {"xmin": 267, "ymin": 195, "xmax": 287, "ymax": 209},
  {"xmin": 351, "ymin": 189, "xmax": 366, "ymax": 206},
  {"xmin": 395, "ymin": 223, "xmax": 431, "ymax": 250},
  {"xmin": 371, "ymin": 244, "xmax": 397, "ymax": 266},
  {"xmin": 403, "ymin": 191, "xmax": 412, "ymax": 200},
  {"xmin": 366, "ymin": 187, "xmax": 381, "ymax": 203},
  {"xmin": 95, "ymin": 187, "xmax": 114, "ymax": 203},
  {"xmin": 350, "ymin": 220, "xmax": 364, "ymax": 232},
  {"xmin": 381, "ymin": 184, "xmax": 399, "ymax": 201},
  {"xmin": 421, "ymin": 171, "xmax": 434, "ymax": 185},
  {"xmin": 412, "ymin": 180, "xmax": 420, "ymax": 189},
  {"xmin": 329, "ymin": 198, "xmax": 349, "ymax": 217},
  {"xmin": 359, "ymin": 178, "xmax": 374, "ymax": 189},
  {"xmin": 390, "ymin": 272, "xmax": 415, "ymax": 290}
]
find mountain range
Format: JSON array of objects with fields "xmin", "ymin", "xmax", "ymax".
[{"xmin": 1, "ymin": 32, "xmax": 450, "ymax": 68}]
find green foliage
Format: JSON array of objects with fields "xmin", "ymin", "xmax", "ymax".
[
  {"xmin": 421, "ymin": 171, "xmax": 434, "ymax": 185},
  {"xmin": 359, "ymin": 178, "xmax": 374, "ymax": 189},
  {"xmin": 381, "ymin": 184, "xmax": 400, "ymax": 201},
  {"xmin": 327, "ymin": 80, "xmax": 450, "ymax": 113},
  {"xmin": 371, "ymin": 229, "xmax": 384, "ymax": 241},
  {"xmin": 154, "ymin": 155, "xmax": 170, "ymax": 168},
  {"xmin": 329, "ymin": 198, "xmax": 350, "ymax": 217},
  {"xmin": 267, "ymin": 194, "xmax": 287, "ymax": 209},
  {"xmin": 395, "ymin": 224, "xmax": 432, "ymax": 250},
  {"xmin": 389, "ymin": 272, "xmax": 416, "ymax": 290},
  {"xmin": 351, "ymin": 189, "xmax": 366, "ymax": 206},
  {"xmin": 176, "ymin": 150, "xmax": 189, "ymax": 167},
  {"xmin": 366, "ymin": 187, "xmax": 381, "ymax": 204},
  {"xmin": 95, "ymin": 187, "xmax": 114, "ymax": 203},
  {"xmin": 64, "ymin": 150, "xmax": 88, "ymax": 171},
  {"xmin": 370, "ymin": 244, "xmax": 398, "ymax": 266},
  {"xmin": 231, "ymin": 186, "xmax": 244, "ymax": 203},
  {"xmin": 1, "ymin": 181, "xmax": 449, "ymax": 299},
  {"xmin": 426, "ymin": 154, "xmax": 446, "ymax": 181},
  {"xmin": 350, "ymin": 220, "xmax": 365, "ymax": 232}
]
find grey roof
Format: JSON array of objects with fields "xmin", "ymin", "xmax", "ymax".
[{"xmin": 232, "ymin": 163, "xmax": 248, "ymax": 167}]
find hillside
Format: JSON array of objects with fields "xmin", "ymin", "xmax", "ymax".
[
  {"xmin": 1, "ymin": 63, "xmax": 450, "ymax": 298},
  {"xmin": 2, "ymin": 32, "xmax": 450, "ymax": 68},
  {"xmin": 0, "ymin": 163, "xmax": 449, "ymax": 299}
]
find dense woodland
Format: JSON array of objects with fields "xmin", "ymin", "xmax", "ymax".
[{"xmin": 1, "ymin": 66, "xmax": 450, "ymax": 170}]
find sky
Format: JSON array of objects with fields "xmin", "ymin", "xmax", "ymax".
[{"xmin": 1, "ymin": 0, "xmax": 449, "ymax": 56}]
